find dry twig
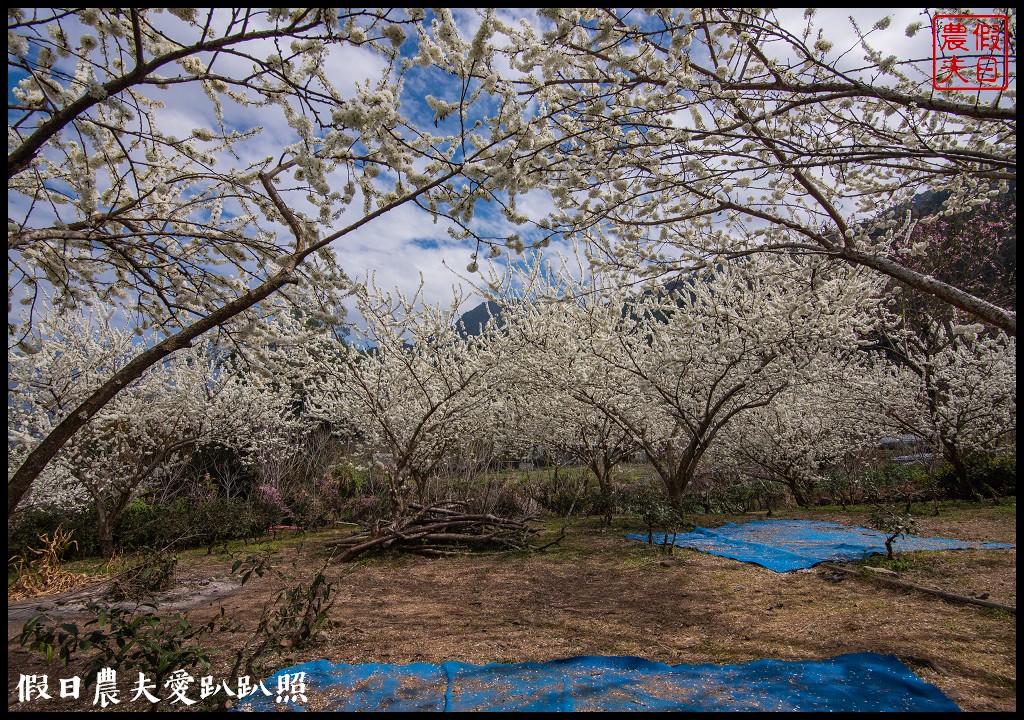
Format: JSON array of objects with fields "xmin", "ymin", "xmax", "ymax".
[{"xmin": 326, "ymin": 501, "xmax": 556, "ymax": 562}]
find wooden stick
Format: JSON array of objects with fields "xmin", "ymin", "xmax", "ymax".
[{"xmin": 820, "ymin": 563, "xmax": 1016, "ymax": 614}]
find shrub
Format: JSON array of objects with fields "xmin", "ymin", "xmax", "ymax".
[
  {"xmin": 587, "ymin": 483, "xmax": 623, "ymax": 524},
  {"xmin": 935, "ymin": 455, "xmax": 1016, "ymax": 499},
  {"xmin": 709, "ymin": 480, "xmax": 785, "ymax": 514},
  {"xmin": 114, "ymin": 499, "xmax": 195, "ymax": 552},
  {"xmin": 530, "ymin": 468, "xmax": 590, "ymax": 517},
  {"xmin": 107, "ymin": 552, "xmax": 179, "ymax": 601},
  {"xmin": 255, "ymin": 485, "xmax": 292, "ymax": 524},
  {"xmin": 225, "ymin": 553, "xmax": 337, "ymax": 685},
  {"xmin": 9, "ymin": 507, "xmax": 100, "ymax": 561},
  {"xmin": 112, "ymin": 498, "xmax": 278, "ymax": 554},
  {"xmin": 815, "ymin": 463, "xmax": 930, "ymax": 508},
  {"xmin": 12, "ymin": 494, "xmax": 289, "ymax": 563},
  {"xmin": 114, "ymin": 498, "xmax": 162, "ymax": 550},
  {"xmin": 286, "ymin": 474, "xmax": 344, "ymax": 529},
  {"xmin": 338, "ymin": 495, "xmax": 389, "ymax": 524},
  {"xmin": 19, "ymin": 601, "xmax": 219, "ymax": 691},
  {"xmin": 619, "ymin": 483, "xmax": 687, "ymax": 551},
  {"xmin": 869, "ymin": 464, "xmax": 931, "ymax": 499},
  {"xmin": 333, "ymin": 460, "xmax": 374, "ymax": 500},
  {"xmin": 869, "ymin": 506, "xmax": 918, "ymax": 558}
]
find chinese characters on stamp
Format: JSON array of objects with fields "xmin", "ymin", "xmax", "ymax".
[{"xmin": 932, "ymin": 14, "xmax": 1010, "ymax": 90}]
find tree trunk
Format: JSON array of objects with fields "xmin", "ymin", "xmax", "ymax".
[
  {"xmin": 844, "ymin": 248, "xmax": 1015, "ymax": 336},
  {"xmin": 95, "ymin": 505, "xmax": 115, "ymax": 558},
  {"xmin": 587, "ymin": 454, "xmax": 615, "ymax": 526},
  {"xmin": 663, "ymin": 465, "xmax": 699, "ymax": 512},
  {"xmin": 788, "ymin": 477, "xmax": 810, "ymax": 507},
  {"xmin": 8, "ymin": 169, "xmax": 463, "ymax": 519},
  {"xmin": 945, "ymin": 449, "xmax": 975, "ymax": 500}
]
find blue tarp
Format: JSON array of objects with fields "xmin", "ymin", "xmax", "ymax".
[
  {"xmin": 233, "ymin": 652, "xmax": 960, "ymax": 712},
  {"xmin": 626, "ymin": 519, "xmax": 1014, "ymax": 572}
]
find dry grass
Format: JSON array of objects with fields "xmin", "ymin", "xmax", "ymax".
[
  {"xmin": 7, "ymin": 501, "xmax": 1015, "ymax": 712},
  {"xmin": 8, "ymin": 526, "xmax": 85, "ymax": 601}
]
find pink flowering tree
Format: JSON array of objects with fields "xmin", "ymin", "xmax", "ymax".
[{"xmin": 871, "ymin": 193, "xmax": 1017, "ymax": 496}]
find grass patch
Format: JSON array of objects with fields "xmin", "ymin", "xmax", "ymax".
[
  {"xmin": 991, "ymin": 497, "xmax": 1016, "ymax": 515},
  {"xmin": 61, "ymin": 551, "xmax": 137, "ymax": 577}
]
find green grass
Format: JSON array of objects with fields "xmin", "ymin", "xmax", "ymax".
[
  {"xmin": 48, "ymin": 526, "xmax": 347, "ymax": 578},
  {"xmin": 988, "ymin": 496, "xmax": 1016, "ymax": 515}
]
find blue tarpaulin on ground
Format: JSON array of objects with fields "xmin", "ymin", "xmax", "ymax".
[
  {"xmin": 626, "ymin": 519, "xmax": 1014, "ymax": 572},
  {"xmin": 233, "ymin": 652, "xmax": 960, "ymax": 712}
]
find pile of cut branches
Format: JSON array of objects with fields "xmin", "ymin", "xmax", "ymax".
[{"xmin": 327, "ymin": 502, "xmax": 562, "ymax": 562}]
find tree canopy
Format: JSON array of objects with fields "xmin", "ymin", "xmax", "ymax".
[{"xmin": 7, "ymin": 8, "xmax": 1017, "ymax": 515}]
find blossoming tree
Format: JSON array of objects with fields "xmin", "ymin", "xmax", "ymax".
[
  {"xmin": 6, "ymin": 8, "xmax": 556, "ymax": 513},
  {"xmin": 307, "ymin": 283, "xmax": 512, "ymax": 511},
  {"xmin": 496, "ymin": 252, "xmax": 885, "ymax": 506},
  {"xmin": 712, "ymin": 361, "xmax": 883, "ymax": 506},
  {"xmin": 863, "ymin": 325, "xmax": 1017, "ymax": 498},
  {"xmin": 506, "ymin": 8, "xmax": 1015, "ymax": 333},
  {"xmin": 488, "ymin": 284, "xmax": 640, "ymax": 500},
  {"xmin": 9, "ymin": 8, "xmax": 1015, "ymax": 517},
  {"xmin": 8, "ymin": 301, "xmax": 299, "ymax": 555}
]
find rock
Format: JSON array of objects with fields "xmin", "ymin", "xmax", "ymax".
[
  {"xmin": 660, "ymin": 559, "xmax": 680, "ymax": 567},
  {"xmin": 975, "ymin": 592, "xmax": 991, "ymax": 600}
]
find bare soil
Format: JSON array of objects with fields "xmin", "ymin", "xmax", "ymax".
[{"xmin": 7, "ymin": 503, "xmax": 1016, "ymax": 712}]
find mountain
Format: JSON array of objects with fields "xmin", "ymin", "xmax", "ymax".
[{"xmin": 455, "ymin": 300, "xmax": 504, "ymax": 338}]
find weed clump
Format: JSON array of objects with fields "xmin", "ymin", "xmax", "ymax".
[{"xmin": 9, "ymin": 525, "xmax": 83, "ymax": 599}]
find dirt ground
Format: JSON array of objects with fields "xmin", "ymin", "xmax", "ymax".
[{"xmin": 7, "ymin": 503, "xmax": 1016, "ymax": 712}]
